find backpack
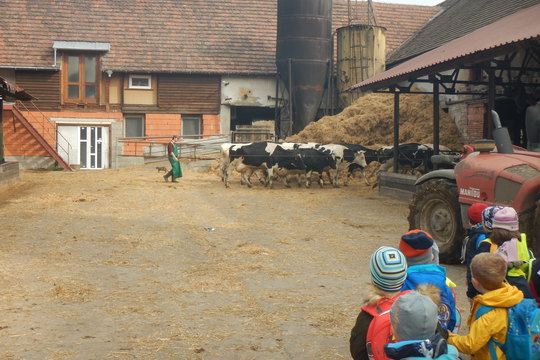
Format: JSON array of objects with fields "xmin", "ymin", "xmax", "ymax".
[
  {"xmin": 475, "ymin": 298, "xmax": 540, "ymax": 360},
  {"xmin": 401, "ymin": 264, "xmax": 458, "ymax": 333},
  {"xmin": 483, "ymin": 234, "xmax": 536, "ymax": 280},
  {"xmin": 362, "ymin": 291, "xmax": 410, "ymax": 360},
  {"xmin": 460, "ymin": 225, "xmax": 486, "ymax": 264}
]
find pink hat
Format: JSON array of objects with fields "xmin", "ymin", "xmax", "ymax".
[{"xmin": 492, "ymin": 207, "xmax": 519, "ymax": 231}]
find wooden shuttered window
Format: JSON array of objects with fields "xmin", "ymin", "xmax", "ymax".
[
  {"xmin": 158, "ymin": 75, "xmax": 220, "ymax": 114},
  {"xmin": 15, "ymin": 71, "xmax": 61, "ymax": 110}
]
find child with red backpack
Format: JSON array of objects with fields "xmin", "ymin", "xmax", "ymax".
[
  {"xmin": 398, "ymin": 230, "xmax": 460, "ymax": 333},
  {"xmin": 384, "ymin": 291, "xmax": 460, "ymax": 359},
  {"xmin": 350, "ymin": 246, "xmax": 409, "ymax": 360}
]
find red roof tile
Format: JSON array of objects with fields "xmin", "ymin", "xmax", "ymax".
[{"xmin": 0, "ymin": 0, "xmax": 438, "ymax": 75}]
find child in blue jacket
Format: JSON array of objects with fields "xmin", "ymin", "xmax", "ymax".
[{"xmin": 399, "ymin": 230, "xmax": 459, "ymax": 333}]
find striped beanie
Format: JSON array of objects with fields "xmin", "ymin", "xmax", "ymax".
[
  {"xmin": 370, "ymin": 246, "xmax": 407, "ymax": 292},
  {"xmin": 482, "ymin": 206, "xmax": 504, "ymax": 231},
  {"xmin": 492, "ymin": 207, "xmax": 519, "ymax": 231},
  {"xmin": 399, "ymin": 230, "xmax": 435, "ymax": 266}
]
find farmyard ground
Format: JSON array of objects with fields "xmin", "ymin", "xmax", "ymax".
[{"xmin": 0, "ymin": 163, "xmax": 468, "ymax": 359}]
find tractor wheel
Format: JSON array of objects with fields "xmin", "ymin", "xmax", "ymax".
[{"xmin": 408, "ymin": 179, "xmax": 464, "ymax": 264}]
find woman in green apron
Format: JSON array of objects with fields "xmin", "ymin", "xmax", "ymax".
[{"xmin": 163, "ymin": 135, "xmax": 183, "ymax": 182}]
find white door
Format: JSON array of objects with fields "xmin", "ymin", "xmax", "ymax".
[
  {"xmin": 79, "ymin": 126, "xmax": 108, "ymax": 169},
  {"xmin": 57, "ymin": 125, "xmax": 78, "ymax": 166}
]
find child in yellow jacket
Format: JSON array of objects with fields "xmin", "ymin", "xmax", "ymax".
[{"xmin": 447, "ymin": 253, "xmax": 523, "ymax": 360}]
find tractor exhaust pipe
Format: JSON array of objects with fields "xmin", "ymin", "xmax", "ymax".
[{"xmin": 491, "ymin": 110, "xmax": 514, "ymax": 154}]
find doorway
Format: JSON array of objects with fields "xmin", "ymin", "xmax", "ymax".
[{"xmin": 57, "ymin": 125, "xmax": 109, "ymax": 169}]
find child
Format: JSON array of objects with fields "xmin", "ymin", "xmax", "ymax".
[
  {"xmin": 477, "ymin": 205, "xmax": 504, "ymax": 253},
  {"xmin": 350, "ymin": 246, "xmax": 408, "ymax": 360},
  {"xmin": 463, "ymin": 202, "xmax": 488, "ymax": 303},
  {"xmin": 384, "ymin": 291, "xmax": 460, "ymax": 359},
  {"xmin": 399, "ymin": 230, "xmax": 459, "ymax": 333},
  {"xmin": 491, "ymin": 206, "xmax": 534, "ymax": 298},
  {"xmin": 447, "ymin": 253, "xmax": 524, "ymax": 360}
]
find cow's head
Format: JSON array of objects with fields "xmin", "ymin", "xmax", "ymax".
[{"xmin": 353, "ymin": 150, "xmax": 367, "ymax": 168}]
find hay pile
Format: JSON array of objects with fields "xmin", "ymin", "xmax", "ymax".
[{"xmin": 287, "ymin": 92, "xmax": 464, "ymax": 150}]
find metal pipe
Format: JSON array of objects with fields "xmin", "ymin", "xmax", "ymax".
[
  {"xmin": 488, "ymin": 68, "xmax": 495, "ymax": 138},
  {"xmin": 393, "ymin": 91, "xmax": 400, "ymax": 173},
  {"xmin": 433, "ymin": 78, "xmax": 440, "ymax": 156},
  {"xmin": 288, "ymin": 58, "xmax": 293, "ymax": 137},
  {"xmin": 274, "ymin": 72, "xmax": 280, "ymax": 138}
]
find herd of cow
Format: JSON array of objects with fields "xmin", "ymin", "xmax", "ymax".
[{"xmin": 219, "ymin": 142, "xmax": 459, "ymax": 189}]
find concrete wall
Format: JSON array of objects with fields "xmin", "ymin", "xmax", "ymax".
[{"xmin": 0, "ymin": 161, "xmax": 19, "ymax": 187}]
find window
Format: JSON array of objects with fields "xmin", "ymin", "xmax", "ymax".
[
  {"xmin": 129, "ymin": 75, "xmax": 151, "ymax": 89},
  {"xmin": 125, "ymin": 115, "xmax": 145, "ymax": 137},
  {"xmin": 63, "ymin": 54, "xmax": 98, "ymax": 103},
  {"xmin": 182, "ymin": 115, "xmax": 201, "ymax": 139}
]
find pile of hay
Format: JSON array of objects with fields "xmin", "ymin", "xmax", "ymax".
[{"xmin": 287, "ymin": 92, "xmax": 464, "ymax": 150}]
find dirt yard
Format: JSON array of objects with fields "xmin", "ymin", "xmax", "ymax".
[{"xmin": 0, "ymin": 162, "xmax": 468, "ymax": 360}]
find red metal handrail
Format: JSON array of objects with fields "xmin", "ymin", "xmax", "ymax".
[{"xmin": 15, "ymin": 100, "xmax": 72, "ymax": 164}]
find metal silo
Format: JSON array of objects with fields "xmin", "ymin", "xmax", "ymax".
[
  {"xmin": 337, "ymin": 24, "xmax": 386, "ymax": 108},
  {"xmin": 276, "ymin": 0, "xmax": 333, "ymax": 135}
]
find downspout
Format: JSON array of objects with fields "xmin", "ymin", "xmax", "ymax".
[{"xmin": 393, "ymin": 91, "xmax": 400, "ymax": 173}]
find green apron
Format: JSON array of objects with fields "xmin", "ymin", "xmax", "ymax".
[{"xmin": 168, "ymin": 143, "xmax": 183, "ymax": 179}]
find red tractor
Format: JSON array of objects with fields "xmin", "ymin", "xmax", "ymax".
[{"xmin": 408, "ymin": 111, "xmax": 540, "ymax": 264}]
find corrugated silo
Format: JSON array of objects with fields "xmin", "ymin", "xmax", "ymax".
[
  {"xmin": 337, "ymin": 24, "xmax": 386, "ymax": 108},
  {"xmin": 276, "ymin": 0, "xmax": 333, "ymax": 135}
]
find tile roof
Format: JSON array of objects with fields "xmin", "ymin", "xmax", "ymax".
[
  {"xmin": 351, "ymin": 3, "xmax": 540, "ymax": 92},
  {"xmin": 0, "ymin": 0, "xmax": 438, "ymax": 75},
  {"xmin": 388, "ymin": 0, "xmax": 540, "ymax": 65}
]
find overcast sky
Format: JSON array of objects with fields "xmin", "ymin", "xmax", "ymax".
[{"xmin": 375, "ymin": 0, "xmax": 441, "ymax": 5}]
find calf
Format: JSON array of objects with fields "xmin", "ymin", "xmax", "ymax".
[
  {"xmin": 318, "ymin": 144, "xmax": 367, "ymax": 187},
  {"xmin": 340, "ymin": 143, "xmax": 379, "ymax": 185}
]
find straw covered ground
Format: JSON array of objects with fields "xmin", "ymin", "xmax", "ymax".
[{"xmin": 0, "ymin": 163, "xmax": 468, "ymax": 359}]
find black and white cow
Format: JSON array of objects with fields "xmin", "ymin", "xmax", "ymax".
[
  {"xmin": 280, "ymin": 143, "xmax": 336, "ymax": 188},
  {"xmin": 316, "ymin": 144, "xmax": 367, "ymax": 187},
  {"xmin": 221, "ymin": 142, "xmax": 305, "ymax": 188},
  {"xmin": 378, "ymin": 143, "xmax": 454, "ymax": 174}
]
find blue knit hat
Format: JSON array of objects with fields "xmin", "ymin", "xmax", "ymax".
[
  {"xmin": 370, "ymin": 246, "xmax": 407, "ymax": 292},
  {"xmin": 482, "ymin": 206, "xmax": 504, "ymax": 231}
]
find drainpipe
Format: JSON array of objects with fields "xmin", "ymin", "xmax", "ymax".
[
  {"xmin": 487, "ymin": 68, "xmax": 495, "ymax": 138},
  {"xmin": 393, "ymin": 91, "xmax": 400, "ymax": 173},
  {"xmin": 433, "ymin": 77, "xmax": 440, "ymax": 156}
]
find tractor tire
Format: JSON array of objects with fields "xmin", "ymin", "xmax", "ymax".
[{"xmin": 408, "ymin": 179, "xmax": 464, "ymax": 264}]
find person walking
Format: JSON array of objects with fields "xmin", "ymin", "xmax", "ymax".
[{"xmin": 163, "ymin": 135, "xmax": 183, "ymax": 183}]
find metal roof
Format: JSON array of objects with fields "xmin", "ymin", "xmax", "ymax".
[
  {"xmin": 350, "ymin": 3, "xmax": 540, "ymax": 92},
  {"xmin": 0, "ymin": 77, "xmax": 33, "ymax": 101}
]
